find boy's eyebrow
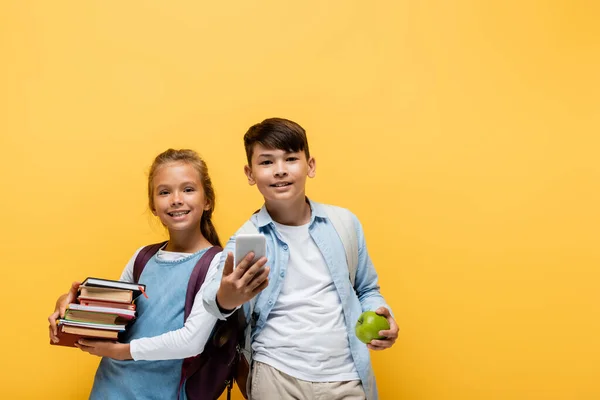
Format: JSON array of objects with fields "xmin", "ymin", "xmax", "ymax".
[{"xmin": 256, "ymin": 151, "xmax": 298, "ymax": 158}]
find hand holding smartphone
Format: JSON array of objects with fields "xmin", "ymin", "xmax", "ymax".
[{"xmin": 234, "ymin": 234, "xmax": 266, "ymax": 267}]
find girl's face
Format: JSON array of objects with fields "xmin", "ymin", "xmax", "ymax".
[{"xmin": 151, "ymin": 161, "xmax": 209, "ymax": 233}]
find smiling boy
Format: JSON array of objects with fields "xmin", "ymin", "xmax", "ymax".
[{"xmin": 203, "ymin": 118, "xmax": 398, "ymax": 400}]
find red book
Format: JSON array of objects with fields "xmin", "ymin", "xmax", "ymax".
[{"xmin": 50, "ymin": 325, "xmax": 119, "ymax": 348}]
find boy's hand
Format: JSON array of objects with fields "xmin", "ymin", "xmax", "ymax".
[
  {"xmin": 75, "ymin": 340, "xmax": 132, "ymax": 360},
  {"xmin": 48, "ymin": 281, "xmax": 81, "ymax": 343},
  {"xmin": 367, "ymin": 307, "xmax": 399, "ymax": 351},
  {"xmin": 216, "ymin": 251, "xmax": 269, "ymax": 311}
]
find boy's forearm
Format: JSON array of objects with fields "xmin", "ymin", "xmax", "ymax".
[
  {"xmin": 202, "ymin": 279, "xmax": 231, "ymax": 320},
  {"xmin": 216, "ymin": 289, "xmax": 237, "ymax": 313}
]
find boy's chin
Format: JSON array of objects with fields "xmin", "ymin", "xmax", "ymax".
[{"xmin": 262, "ymin": 192, "xmax": 303, "ymax": 203}]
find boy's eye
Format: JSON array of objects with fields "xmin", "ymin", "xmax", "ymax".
[
  {"xmin": 259, "ymin": 160, "xmax": 272, "ymax": 165},
  {"xmin": 286, "ymin": 157, "xmax": 298, "ymax": 162}
]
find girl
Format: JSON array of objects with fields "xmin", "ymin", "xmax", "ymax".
[{"xmin": 48, "ymin": 149, "xmax": 224, "ymax": 399}]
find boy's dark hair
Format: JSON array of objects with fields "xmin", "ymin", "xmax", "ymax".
[{"xmin": 243, "ymin": 117, "xmax": 310, "ymax": 165}]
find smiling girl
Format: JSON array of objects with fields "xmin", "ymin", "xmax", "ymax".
[{"xmin": 48, "ymin": 149, "xmax": 224, "ymax": 399}]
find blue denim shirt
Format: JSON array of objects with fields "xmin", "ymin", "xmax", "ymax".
[{"xmin": 203, "ymin": 199, "xmax": 391, "ymax": 400}]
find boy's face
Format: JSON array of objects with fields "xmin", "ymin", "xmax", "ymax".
[{"xmin": 244, "ymin": 144, "xmax": 316, "ymax": 204}]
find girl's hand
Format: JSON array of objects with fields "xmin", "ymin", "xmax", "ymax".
[
  {"xmin": 216, "ymin": 252, "xmax": 270, "ymax": 311},
  {"xmin": 367, "ymin": 307, "xmax": 399, "ymax": 351},
  {"xmin": 48, "ymin": 281, "xmax": 81, "ymax": 343},
  {"xmin": 75, "ymin": 340, "xmax": 132, "ymax": 360}
]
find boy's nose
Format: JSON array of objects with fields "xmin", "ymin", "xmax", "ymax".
[
  {"xmin": 274, "ymin": 169, "xmax": 288, "ymax": 178},
  {"xmin": 274, "ymin": 161, "xmax": 288, "ymax": 177}
]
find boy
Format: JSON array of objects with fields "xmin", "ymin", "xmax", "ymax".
[{"xmin": 203, "ymin": 118, "xmax": 398, "ymax": 400}]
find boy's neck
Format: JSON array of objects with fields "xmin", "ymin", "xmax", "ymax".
[
  {"xmin": 265, "ymin": 195, "xmax": 311, "ymax": 226},
  {"xmin": 165, "ymin": 228, "xmax": 211, "ymax": 253}
]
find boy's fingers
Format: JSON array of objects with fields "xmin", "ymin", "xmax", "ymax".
[
  {"xmin": 240, "ymin": 257, "xmax": 268, "ymax": 285},
  {"xmin": 367, "ymin": 343, "xmax": 387, "ymax": 351},
  {"xmin": 379, "ymin": 329, "xmax": 397, "ymax": 339},
  {"xmin": 251, "ymin": 277, "xmax": 269, "ymax": 296},
  {"xmin": 231, "ymin": 252, "xmax": 255, "ymax": 280},
  {"xmin": 248, "ymin": 266, "xmax": 270, "ymax": 292},
  {"xmin": 370, "ymin": 338, "xmax": 393, "ymax": 348},
  {"xmin": 375, "ymin": 307, "xmax": 390, "ymax": 317},
  {"xmin": 222, "ymin": 252, "xmax": 234, "ymax": 277}
]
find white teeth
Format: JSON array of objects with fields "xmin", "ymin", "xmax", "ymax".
[
  {"xmin": 170, "ymin": 211, "xmax": 189, "ymax": 217},
  {"xmin": 274, "ymin": 183, "xmax": 290, "ymax": 187}
]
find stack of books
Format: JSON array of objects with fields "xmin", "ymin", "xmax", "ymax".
[{"xmin": 51, "ymin": 277, "xmax": 146, "ymax": 347}]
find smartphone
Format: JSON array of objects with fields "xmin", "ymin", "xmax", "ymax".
[{"xmin": 234, "ymin": 233, "xmax": 267, "ymax": 267}]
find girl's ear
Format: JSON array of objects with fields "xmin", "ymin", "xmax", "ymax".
[
  {"xmin": 244, "ymin": 164, "xmax": 256, "ymax": 185},
  {"xmin": 151, "ymin": 208, "xmax": 157, "ymax": 216}
]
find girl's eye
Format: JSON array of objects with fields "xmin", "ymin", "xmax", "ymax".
[
  {"xmin": 158, "ymin": 190, "xmax": 169, "ymax": 196},
  {"xmin": 184, "ymin": 187, "xmax": 195, "ymax": 193}
]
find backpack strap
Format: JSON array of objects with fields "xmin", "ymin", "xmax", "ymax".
[
  {"xmin": 237, "ymin": 219, "xmax": 259, "ymax": 234},
  {"xmin": 133, "ymin": 241, "xmax": 168, "ymax": 283},
  {"xmin": 322, "ymin": 204, "xmax": 359, "ymax": 287},
  {"xmin": 183, "ymin": 246, "xmax": 222, "ymax": 320},
  {"xmin": 180, "ymin": 246, "xmax": 223, "ymax": 383}
]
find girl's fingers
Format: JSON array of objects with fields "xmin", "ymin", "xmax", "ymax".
[{"xmin": 48, "ymin": 311, "xmax": 59, "ymax": 336}]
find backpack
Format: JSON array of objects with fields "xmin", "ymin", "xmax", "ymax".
[
  {"xmin": 133, "ymin": 243, "xmax": 248, "ymax": 400},
  {"xmin": 236, "ymin": 204, "xmax": 359, "ymax": 383}
]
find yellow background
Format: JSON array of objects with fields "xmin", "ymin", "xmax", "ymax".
[{"xmin": 1, "ymin": 1, "xmax": 598, "ymax": 399}]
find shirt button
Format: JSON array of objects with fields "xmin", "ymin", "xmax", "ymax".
[
  {"xmin": 280, "ymin": 271, "xmax": 284, "ymax": 277},
  {"xmin": 268, "ymin": 300, "xmax": 273, "ymax": 305},
  {"xmin": 283, "ymin": 245, "xmax": 288, "ymax": 250}
]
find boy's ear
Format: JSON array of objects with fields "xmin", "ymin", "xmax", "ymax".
[
  {"xmin": 307, "ymin": 157, "xmax": 316, "ymax": 178},
  {"xmin": 244, "ymin": 164, "xmax": 256, "ymax": 185}
]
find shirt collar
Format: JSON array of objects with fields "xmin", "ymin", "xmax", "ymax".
[{"xmin": 255, "ymin": 197, "xmax": 327, "ymax": 228}]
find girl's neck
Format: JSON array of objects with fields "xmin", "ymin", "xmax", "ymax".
[
  {"xmin": 265, "ymin": 195, "xmax": 311, "ymax": 226},
  {"xmin": 165, "ymin": 228, "xmax": 211, "ymax": 253}
]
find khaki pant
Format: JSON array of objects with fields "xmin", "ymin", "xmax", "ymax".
[{"xmin": 249, "ymin": 361, "xmax": 366, "ymax": 400}]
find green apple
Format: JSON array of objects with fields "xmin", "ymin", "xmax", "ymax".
[{"xmin": 355, "ymin": 311, "xmax": 390, "ymax": 344}]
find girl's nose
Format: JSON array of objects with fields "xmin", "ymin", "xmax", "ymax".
[{"xmin": 171, "ymin": 192, "xmax": 183, "ymax": 206}]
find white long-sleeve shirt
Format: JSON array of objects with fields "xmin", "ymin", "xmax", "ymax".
[{"xmin": 118, "ymin": 246, "xmax": 221, "ymax": 361}]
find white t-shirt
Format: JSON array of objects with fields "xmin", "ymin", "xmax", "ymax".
[
  {"xmin": 119, "ymin": 245, "xmax": 221, "ymax": 361},
  {"xmin": 252, "ymin": 222, "xmax": 359, "ymax": 382}
]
